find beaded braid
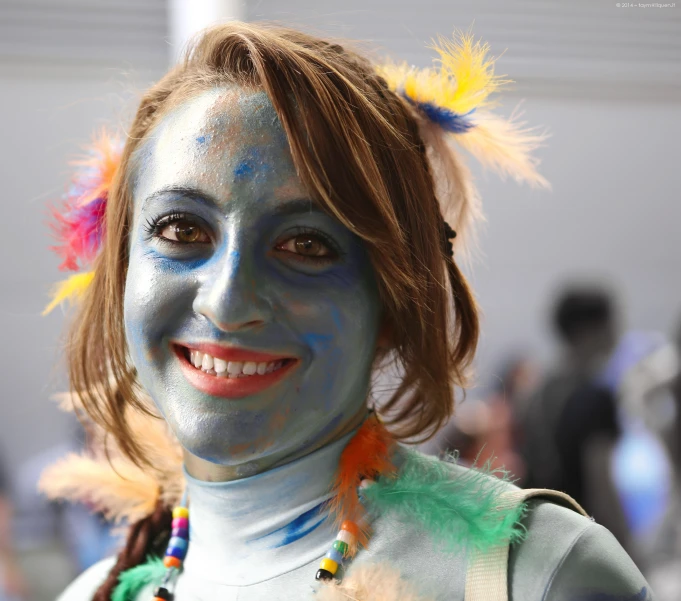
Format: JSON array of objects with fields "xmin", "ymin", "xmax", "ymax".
[{"xmin": 93, "ymin": 500, "xmax": 172, "ymax": 601}]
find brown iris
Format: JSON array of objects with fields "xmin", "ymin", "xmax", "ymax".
[
  {"xmin": 173, "ymin": 222, "xmax": 201, "ymax": 243},
  {"xmin": 159, "ymin": 220, "xmax": 209, "ymax": 244},
  {"xmin": 294, "ymin": 235, "xmax": 326, "ymax": 256}
]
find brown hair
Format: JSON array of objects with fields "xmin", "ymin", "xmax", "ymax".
[{"xmin": 69, "ymin": 21, "xmax": 480, "ymax": 597}]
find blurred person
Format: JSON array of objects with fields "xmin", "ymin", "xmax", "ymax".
[
  {"xmin": 425, "ymin": 356, "xmax": 540, "ymax": 480},
  {"xmin": 608, "ymin": 331, "xmax": 677, "ymax": 540},
  {"xmin": 643, "ymin": 318, "xmax": 681, "ymax": 600},
  {"xmin": 519, "ymin": 285, "xmax": 635, "ymax": 553},
  {"xmin": 0, "ymin": 456, "xmax": 27, "ymax": 601},
  {"xmin": 37, "ymin": 23, "xmax": 653, "ymax": 601}
]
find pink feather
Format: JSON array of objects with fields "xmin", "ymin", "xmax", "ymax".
[{"xmin": 50, "ymin": 129, "xmax": 122, "ymax": 271}]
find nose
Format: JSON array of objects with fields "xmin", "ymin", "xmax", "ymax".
[{"xmin": 192, "ymin": 247, "xmax": 273, "ymax": 333}]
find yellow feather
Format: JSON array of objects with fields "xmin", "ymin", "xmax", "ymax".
[
  {"xmin": 377, "ymin": 31, "xmax": 507, "ymax": 117},
  {"xmin": 42, "ymin": 271, "xmax": 95, "ymax": 316},
  {"xmin": 458, "ymin": 111, "xmax": 550, "ymax": 188}
]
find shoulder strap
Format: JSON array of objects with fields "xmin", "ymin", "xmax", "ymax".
[{"xmin": 464, "ymin": 488, "xmax": 588, "ymax": 601}]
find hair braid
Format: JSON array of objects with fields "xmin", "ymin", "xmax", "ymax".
[{"xmin": 93, "ymin": 499, "xmax": 172, "ymax": 600}]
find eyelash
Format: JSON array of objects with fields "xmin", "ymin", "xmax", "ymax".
[{"xmin": 143, "ymin": 213, "xmax": 343, "ymax": 264}]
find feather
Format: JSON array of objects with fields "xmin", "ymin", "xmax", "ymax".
[
  {"xmin": 112, "ymin": 556, "xmax": 165, "ymax": 601},
  {"xmin": 459, "ymin": 110, "xmax": 549, "ymax": 188},
  {"xmin": 362, "ymin": 450, "xmax": 526, "ymax": 554},
  {"xmin": 50, "ymin": 196, "xmax": 106, "ymax": 272},
  {"xmin": 377, "ymin": 31, "xmax": 506, "ymax": 130},
  {"xmin": 70, "ymin": 128, "xmax": 122, "ymax": 208},
  {"xmin": 39, "ymin": 453, "xmax": 160, "ymax": 525},
  {"xmin": 317, "ymin": 562, "xmax": 433, "ymax": 601},
  {"xmin": 377, "ymin": 31, "xmax": 548, "ymax": 192},
  {"xmin": 328, "ymin": 414, "xmax": 396, "ymax": 552},
  {"xmin": 50, "ymin": 128, "xmax": 121, "ymax": 272},
  {"xmin": 42, "ymin": 271, "xmax": 95, "ymax": 315},
  {"xmin": 40, "ymin": 392, "xmax": 185, "ymax": 522}
]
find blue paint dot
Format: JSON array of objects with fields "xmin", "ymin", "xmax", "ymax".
[
  {"xmin": 196, "ymin": 135, "xmax": 206, "ymax": 144},
  {"xmin": 234, "ymin": 161, "xmax": 254, "ymax": 178}
]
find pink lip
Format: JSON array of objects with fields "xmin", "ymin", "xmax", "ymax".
[{"xmin": 172, "ymin": 343, "xmax": 299, "ymax": 399}]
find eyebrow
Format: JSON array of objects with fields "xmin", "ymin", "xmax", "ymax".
[{"xmin": 140, "ymin": 186, "xmax": 324, "ymax": 217}]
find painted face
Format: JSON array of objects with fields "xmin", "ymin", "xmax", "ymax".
[{"xmin": 124, "ymin": 87, "xmax": 382, "ymax": 471}]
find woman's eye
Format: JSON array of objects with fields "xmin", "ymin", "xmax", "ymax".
[
  {"xmin": 158, "ymin": 220, "xmax": 210, "ymax": 244},
  {"xmin": 277, "ymin": 234, "xmax": 335, "ymax": 259}
]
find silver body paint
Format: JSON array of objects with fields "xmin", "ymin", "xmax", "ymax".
[
  {"xmin": 59, "ymin": 448, "xmax": 656, "ymax": 600},
  {"xmin": 124, "ymin": 87, "xmax": 381, "ymax": 475}
]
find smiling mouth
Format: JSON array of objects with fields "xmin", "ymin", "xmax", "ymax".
[{"xmin": 173, "ymin": 344, "xmax": 298, "ymax": 399}]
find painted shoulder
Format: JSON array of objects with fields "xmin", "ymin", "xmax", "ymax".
[
  {"xmin": 56, "ymin": 557, "xmax": 116, "ymax": 601},
  {"xmin": 362, "ymin": 449, "xmax": 654, "ymax": 600},
  {"xmin": 512, "ymin": 500, "xmax": 656, "ymax": 601}
]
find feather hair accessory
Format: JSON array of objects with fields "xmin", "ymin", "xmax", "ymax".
[
  {"xmin": 39, "ymin": 389, "xmax": 184, "ymax": 525},
  {"xmin": 328, "ymin": 413, "xmax": 397, "ymax": 553},
  {"xmin": 378, "ymin": 30, "xmax": 548, "ymax": 256},
  {"xmin": 44, "ymin": 128, "xmax": 122, "ymax": 315}
]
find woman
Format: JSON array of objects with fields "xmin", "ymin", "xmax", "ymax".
[{"xmin": 42, "ymin": 22, "xmax": 654, "ymax": 601}]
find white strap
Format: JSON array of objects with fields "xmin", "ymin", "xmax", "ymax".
[{"xmin": 464, "ymin": 488, "xmax": 588, "ymax": 601}]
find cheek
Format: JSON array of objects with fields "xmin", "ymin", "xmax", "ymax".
[
  {"xmin": 123, "ymin": 247, "xmax": 194, "ymax": 364},
  {"xmin": 282, "ymin": 271, "xmax": 381, "ymax": 383}
]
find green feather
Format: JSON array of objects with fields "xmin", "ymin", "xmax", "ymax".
[
  {"xmin": 363, "ymin": 449, "xmax": 527, "ymax": 554},
  {"xmin": 112, "ymin": 556, "xmax": 165, "ymax": 601}
]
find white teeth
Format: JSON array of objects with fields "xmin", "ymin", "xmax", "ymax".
[
  {"xmin": 187, "ymin": 349, "xmax": 289, "ymax": 377},
  {"xmin": 201, "ymin": 354, "xmax": 214, "ymax": 371},
  {"xmin": 227, "ymin": 361, "xmax": 243, "ymax": 376},
  {"xmin": 242, "ymin": 361, "xmax": 257, "ymax": 375}
]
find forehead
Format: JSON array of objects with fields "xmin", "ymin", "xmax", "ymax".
[{"xmin": 133, "ymin": 86, "xmax": 305, "ymax": 208}]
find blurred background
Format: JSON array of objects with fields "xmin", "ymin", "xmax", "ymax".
[{"xmin": 0, "ymin": 0, "xmax": 680, "ymax": 599}]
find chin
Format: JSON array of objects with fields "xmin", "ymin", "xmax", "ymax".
[{"xmin": 169, "ymin": 414, "xmax": 282, "ymax": 466}]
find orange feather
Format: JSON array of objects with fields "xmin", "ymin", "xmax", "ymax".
[
  {"xmin": 329, "ymin": 414, "xmax": 397, "ymax": 552},
  {"xmin": 71, "ymin": 128, "xmax": 121, "ymax": 207}
]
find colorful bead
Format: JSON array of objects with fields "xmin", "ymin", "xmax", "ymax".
[
  {"xmin": 171, "ymin": 527, "xmax": 189, "ymax": 540},
  {"xmin": 315, "ymin": 568, "xmax": 333, "ymax": 581},
  {"xmin": 332, "ymin": 540, "xmax": 349, "ymax": 556},
  {"xmin": 325, "ymin": 548, "xmax": 344, "ymax": 564},
  {"xmin": 320, "ymin": 557, "xmax": 338, "ymax": 574},
  {"xmin": 168, "ymin": 537, "xmax": 188, "ymax": 551},
  {"xmin": 340, "ymin": 520, "xmax": 359, "ymax": 537},
  {"xmin": 172, "ymin": 507, "xmax": 189, "ymax": 519},
  {"xmin": 171, "ymin": 517, "xmax": 189, "ymax": 530},
  {"xmin": 163, "ymin": 556, "xmax": 182, "ymax": 569},
  {"xmin": 153, "ymin": 586, "xmax": 172, "ymax": 600},
  {"xmin": 166, "ymin": 546, "xmax": 187, "ymax": 560},
  {"xmin": 336, "ymin": 529, "xmax": 355, "ymax": 545}
]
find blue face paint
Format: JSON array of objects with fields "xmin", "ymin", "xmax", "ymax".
[{"xmin": 124, "ymin": 87, "xmax": 381, "ymax": 477}]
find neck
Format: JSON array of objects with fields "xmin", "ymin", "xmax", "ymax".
[
  {"xmin": 182, "ymin": 428, "xmax": 358, "ymax": 586},
  {"xmin": 183, "ymin": 406, "xmax": 368, "ymax": 482}
]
